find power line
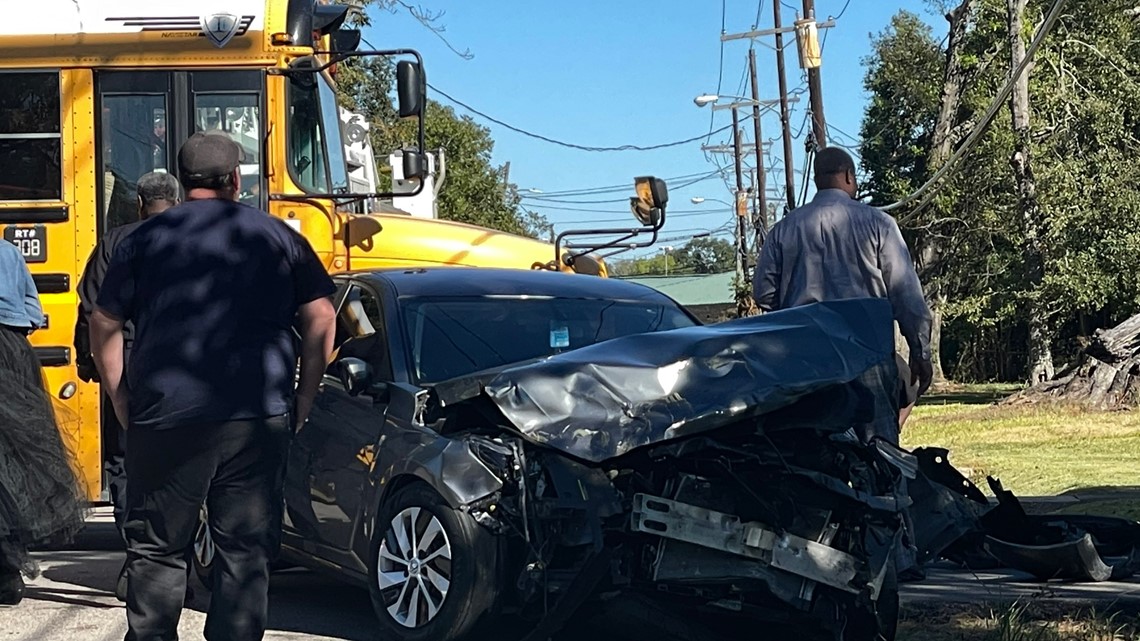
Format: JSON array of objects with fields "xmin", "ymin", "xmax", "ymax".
[
  {"xmin": 524, "ymin": 169, "xmax": 726, "ymax": 200},
  {"xmin": 885, "ymin": 0, "xmax": 1069, "ymax": 217},
  {"xmin": 704, "ymin": 0, "xmax": 729, "ymax": 156},
  {"xmin": 552, "ymin": 208, "xmax": 734, "ymax": 225},
  {"xmin": 524, "ymin": 170, "xmax": 722, "ymax": 197},
  {"xmin": 427, "ymin": 83, "xmax": 735, "ymax": 152},
  {"xmin": 832, "ymin": 0, "xmax": 851, "ymax": 20},
  {"xmin": 522, "ymin": 171, "xmax": 728, "ymax": 205},
  {"xmin": 825, "ymin": 123, "xmax": 863, "ymax": 160}
]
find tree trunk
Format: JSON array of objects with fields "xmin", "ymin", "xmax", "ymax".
[
  {"xmin": 919, "ymin": 0, "xmax": 973, "ymax": 385},
  {"xmin": 1011, "ymin": 313, "xmax": 1140, "ymax": 409},
  {"xmin": 1007, "ymin": 0, "xmax": 1054, "ymax": 383}
]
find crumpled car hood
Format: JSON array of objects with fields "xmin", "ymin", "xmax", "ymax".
[{"xmin": 483, "ymin": 298, "xmax": 898, "ymax": 463}]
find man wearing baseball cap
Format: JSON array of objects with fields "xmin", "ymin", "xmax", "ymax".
[{"xmin": 90, "ymin": 131, "xmax": 336, "ymax": 641}]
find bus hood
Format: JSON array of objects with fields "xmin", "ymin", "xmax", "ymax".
[{"xmin": 345, "ymin": 214, "xmax": 606, "ymax": 276}]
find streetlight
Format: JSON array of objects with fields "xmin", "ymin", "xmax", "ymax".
[
  {"xmin": 691, "ymin": 196, "xmax": 733, "ymax": 207},
  {"xmin": 524, "ymin": 188, "xmax": 544, "ymax": 194},
  {"xmin": 661, "ymin": 245, "xmax": 674, "ymax": 276},
  {"xmin": 693, "ymin": 94, "xmax": 796, "ymax": 112}
]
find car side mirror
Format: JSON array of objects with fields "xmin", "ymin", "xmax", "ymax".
[{"xmin": 336, "ymin": 357, "xmax": 373, "ymax": 397}]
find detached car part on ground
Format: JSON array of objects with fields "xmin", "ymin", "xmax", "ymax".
[
  {"xmin": 196, "ymin": 269, "xmax": 910, "ymax": 641},
  {"xmin": 904, "ymin": 447, "xmax": 1140, "ymax": 583}
]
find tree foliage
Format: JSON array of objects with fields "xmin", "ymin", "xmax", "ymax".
[
  {"xmin": 860, "ymin": 1, "xmax": 1140, "ymax": 382},
  {"xmin": 334, "ymin": 4, "xmax": 546, "ymax": 237},
  {"xmin": 609, "ymin": 237, "xmax": 735, "ymax": 277}
]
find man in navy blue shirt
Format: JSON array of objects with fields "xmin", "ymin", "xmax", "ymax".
[{"xmin": 90, "ymin": 132, "xmax": 336, "ymax": 641}]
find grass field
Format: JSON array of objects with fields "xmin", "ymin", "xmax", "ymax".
[
  {"xmin": 901, "ymin": 385, "xmax": 1140, "ymax": 497},
  {"xmin": 898, "ymin": 602, "xmax": 1140, "ymax": 641}
]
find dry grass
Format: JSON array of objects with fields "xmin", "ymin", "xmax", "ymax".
[
  {"xmin": 898, "ymin": 602, "xmax": 1140, "ymax": 641},
  {"xmin": 901, "ymin": 388, "xmax": 1140, "ymax": 496}
]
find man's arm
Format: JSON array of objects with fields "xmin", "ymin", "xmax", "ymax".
[
  {"xmin": 752, "ymin": 228, "xmax": 782, "ymax": 312},
  {"xmin": 294, "ymin": 297, "xmax": 336, "ymax": 431},
  {"xmin": 91, "ymin": 307, "xmax": 128, "ymax": 428},
  {"xmin": 92, "ymin": 234, "xmax": 138, "ymax": 425},
  {"xmin": 878, "ymin": 217, "xmax": 934, "ymax": 393},
  {"xmin": 75, "ymin": 244, "xmax": 104, "ymax": 381},
  {"xmin": 19, "ymin": 257, "xmax": 44, "ymax": 328}
]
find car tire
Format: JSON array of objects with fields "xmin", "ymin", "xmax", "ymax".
[{"xmin": 369, "ymin": 482, "xmax": 499, "ymax": 641}]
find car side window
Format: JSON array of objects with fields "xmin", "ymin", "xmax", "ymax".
[{"xmin": 334, "ymin": 285, "xmax": 393, "ymax": 383}]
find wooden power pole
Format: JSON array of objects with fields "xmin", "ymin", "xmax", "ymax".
[
  {"xmin": 801, "ymin": 0, "xmax": 827, "ymax": 148},
  {"xmin": 773, "ymin": 0, "xmax": 797, "ymax": 209},
  {"xmin": 748, "ymin": 48, "xmax": 768, "ymax": 252},
  {"xmin": 730, "ymin": 107, "xmax": 749, "ymax": 298}
]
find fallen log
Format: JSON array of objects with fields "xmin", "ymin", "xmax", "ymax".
[{"xmin": 1009, "ymin": 313, "xmax": 1140, "ymax": 410}]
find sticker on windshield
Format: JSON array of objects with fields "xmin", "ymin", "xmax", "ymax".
[{"xmin": 550, "ymin": 324, "xmax": 570, "ymax": 349}]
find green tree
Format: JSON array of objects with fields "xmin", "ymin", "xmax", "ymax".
[
  {"xmin": 860, "ymin": 2, "xmax": 1140, "ymax": 383},
  {"xmin": 334, "ymin": 6, "xmax": 542, "ymax": 237},
  {"xmin": 609, "ymin": 237, "xmax": 735, "ymax": 276},
  {"xmin": 673, "ymin": 237, "xmax": 735, "ymax": 274}
]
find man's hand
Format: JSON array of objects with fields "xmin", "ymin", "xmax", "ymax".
[
  {"xmin": 911, "ymin": 355, "xmax": 934, "ymax": 398},
  {"xmin": 294, "ymin": 392, "xmax": 316, "ymax": 433}
]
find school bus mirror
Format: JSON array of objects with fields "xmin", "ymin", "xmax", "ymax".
[
  {"xmin": 631, "ymin": 177, "xmax": 668, "ymax": 227},
  {"xmin": 313, "ymin": 4, "xmax": 351, "ymax": 36},
  {"xmin": 330, "ymin": 29, "xmax": 362, "ymax": 54},
  {"xmin": 402, "ymin": 150, "xmax": 427, "ymax": 180},
  {"xmin": 396, "ymin": 61, "xmax": 424, "ymax": 119}
]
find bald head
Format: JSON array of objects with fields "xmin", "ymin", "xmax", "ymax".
[{"xmin": 813, "ymin": 147, "xmax": 858, "ymax": 198}]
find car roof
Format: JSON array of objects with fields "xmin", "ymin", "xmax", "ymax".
[{"xmin": 340, "ymin": 267, "xmax": 677, "ymax": 303}]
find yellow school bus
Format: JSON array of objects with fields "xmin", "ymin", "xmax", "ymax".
[{"xmin": 0, "ymin": 0, "xmax": 605, "ymax": 502}]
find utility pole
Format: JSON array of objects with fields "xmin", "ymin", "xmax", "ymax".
[
  {"xmin": 773, "ymin": 0, "xmax": 797, "ymax": 209},
  {"xmin": 800, "ymin": 0, "xmax": 827, "ymax": 148},
  {"xmin": 748, "ymin": 48, "xmax": 768, "ymax": 251},
  {"xmin": 731, "ymin": 106, "xmax": 748, "ymax": 297}
]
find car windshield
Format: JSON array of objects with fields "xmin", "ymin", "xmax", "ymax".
[{"xmin": 402, "ymin": 296, "xmax": 696, "ymax": 384}]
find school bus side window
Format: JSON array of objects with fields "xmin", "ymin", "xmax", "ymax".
[{"xmin": 0, "ymin": 72, "xmax": 61, "ymax": 201}]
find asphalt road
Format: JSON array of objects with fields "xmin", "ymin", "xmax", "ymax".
[
  {"xmin": 4, "ymin": 509, "xmax": 1140, "ymax": 641},
  {"xmin": 0, "ymin": 513, "xmax": 379, "ymax": 641}
]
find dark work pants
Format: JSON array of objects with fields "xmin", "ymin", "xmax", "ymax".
[{"xmin": 123, "ymin": 416, "xmax": 290, "ymax": 641}]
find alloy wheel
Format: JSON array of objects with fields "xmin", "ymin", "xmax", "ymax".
[{"xmin": 376, "ymin": 506, "xmax": 453, "ymax": 628}]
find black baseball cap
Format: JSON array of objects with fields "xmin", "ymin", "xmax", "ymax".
[{"xmin": 178, "ymin": 131, "xmax": 241, "ymax": 182}]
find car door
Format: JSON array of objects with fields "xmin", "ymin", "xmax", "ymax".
[{"xmin": 283, "ymin": 281, "xmax": 394, "ymax": 571}]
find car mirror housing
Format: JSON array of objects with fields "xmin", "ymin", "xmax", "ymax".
[{"xmin": 336, "ymin": 357, "xmax": 374, "ymax": 397}]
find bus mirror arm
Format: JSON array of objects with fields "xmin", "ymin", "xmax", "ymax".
[
  {"xmin": 553, "ymin": 177, "xmax": 669, "ymax": 269},
  {"xmin": 276, "ymin": 49, "xmax": 428, "ymax": 200}
]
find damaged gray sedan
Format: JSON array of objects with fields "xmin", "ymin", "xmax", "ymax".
[{"xmin": 275, "ymin": 267, "xmax": 909, "ymax": 641}]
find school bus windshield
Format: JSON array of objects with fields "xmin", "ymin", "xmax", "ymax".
[{"xmin": 288, "ymin": 70, "xmax": 349, "ymax": 195}]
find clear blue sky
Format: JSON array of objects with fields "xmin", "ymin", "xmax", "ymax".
[{"xmin": 364, "ymin": 1, "xmax": 942, "ymax": 256}]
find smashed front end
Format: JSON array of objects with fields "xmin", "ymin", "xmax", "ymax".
[{"xmin": 433, "ymin": 299, "xmax": 908, "ymax": 638}]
